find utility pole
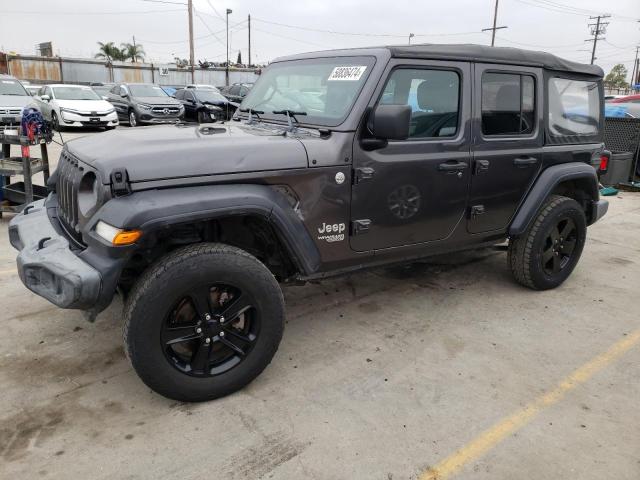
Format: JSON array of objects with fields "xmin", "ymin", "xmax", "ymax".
[
  {"xmin": 586, "ymin": 14, "xmax": 610, "ymax": 65},
  {"xmin": 226, "ymin": 8, "xmax": 232, "ymax": 86},
  {"xmin": 248, "ymin": 14, "xmax": 251, "ymax": 67},
  {"xmin": 187, "ymin": 0, "xmax": 195, "ymax": 83},
  {"xmin": 631, "ymin": 46, "xmax": 639, "ymax": 90},
  {"xmin": 132, "ymin": 35, "xmax": 136, "ymax": 63},
  {"xmin": 482, "ymin": 0, "xmax": 507, "ymax": 47}
]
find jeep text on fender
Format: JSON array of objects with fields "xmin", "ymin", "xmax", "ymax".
[{"xmin": 9, "ymin": 44, "xmax": 609, "ymax": 402}]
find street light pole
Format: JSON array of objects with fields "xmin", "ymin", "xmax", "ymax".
[
  {"xmin": 226, "ymin": 8, "xmax": 232, "ymax": 86},
  {"xmin": 187, "ymin": 0, "xmax": 195, "ymax": 83},
  {"xmin": 408, "ymin": 33, "xmax": 415, "ymax": 45}
]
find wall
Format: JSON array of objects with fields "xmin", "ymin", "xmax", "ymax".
[{"xmin": 1, "ymin": 53, "xmax": 259, "ymax": 86}]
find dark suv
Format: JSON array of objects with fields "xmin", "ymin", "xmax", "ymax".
[
  {"xmin": 221, "ymin": 82, "xmax": 253, "ymax": 103},
  {"xmin": 174, "ymin": 87, "xmax": 237, "ymax": 122},
  {"xmin": 9, "ymin": 45, "xmax": 608, "ymax": 402},
  {"xmin": 106, "ymin": 83, "xmax": 184, "ymax": 126}
]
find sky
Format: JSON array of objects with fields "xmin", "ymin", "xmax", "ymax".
[{"xmin": 1, "ymin": 0, "xmax": 639, "ymax": 80}]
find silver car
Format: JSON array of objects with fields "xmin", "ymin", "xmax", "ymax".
[{"xmin": 0, "ymin": 74, "xmax": 33, "ymax": 132}]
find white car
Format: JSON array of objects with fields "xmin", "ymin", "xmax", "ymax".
[{"xmin": 35, "ymin": 84, "xmax": 118, "ymax": 130}]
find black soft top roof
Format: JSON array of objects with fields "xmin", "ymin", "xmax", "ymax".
[
  {"xmin": 389, "ymin": 44, "xmax": 603, "ymax": 77},
  {"xmin": 275, "ymin": 44, "xmax": 603, "ymax": 78}
]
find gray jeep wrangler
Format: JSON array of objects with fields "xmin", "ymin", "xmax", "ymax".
[{"xmin": 9, "ymin": 45, "xmax": 609, "ymax": 401}]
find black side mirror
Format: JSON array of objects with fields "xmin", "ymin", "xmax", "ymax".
[{"xmin": 371, "ymin": 104, "xmax": 411, "ymax": 140}]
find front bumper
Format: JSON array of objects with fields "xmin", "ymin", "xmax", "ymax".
[
  {"xmin": 60, "ymin": 111, "xmax": 118, "ymax": 128},
  {"xmin": 9, "ymin": 196, "xmax": 131, "ymax": 318},
  {"xmin": 139, "ymin": 115, "xmax": 183, "ymax": 124},
  {"xmin": 9, "ymin": 199, "xmax": 102, "ymax": 309}
]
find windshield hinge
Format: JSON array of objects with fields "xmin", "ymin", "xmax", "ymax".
[{"xmin": 110, "ymin": 168, "xmax": 131, "ymax": 197}]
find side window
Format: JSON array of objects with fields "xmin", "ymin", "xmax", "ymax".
[
  {"xmin": 240, "ymin": 86, "xmax": 249, "ymax": 96},
  {"xmin": 548, "ymin": 77, "xmax": 599, "ymax": 137},
  {"xmin": 38, "ymin": 86, "xmax": 46, "ymax": 96},
  {"xmin": 120, "ymin": 86, "xmax": 128, "ymax": 96},
  {"xmin": 44, "ymin": 86, "xmax": 52, "ymax": 97},
  {"xmin": 174, "ymin": 89, "xmax": 184, "ymax": 100},
  {"xmin": 185, "ymin": 91, "xmax": 195, "ymax": 101},
  {"xmin": 379, "ymin": 68, "xmax": 460, "ymax": 139},
  {"xmin": 481, "ymin": 73, "xmax": 536, "ymax": 136},
  {"xmin": 229, "ymin": 85, "xmax": 241, "ymax": 95}
]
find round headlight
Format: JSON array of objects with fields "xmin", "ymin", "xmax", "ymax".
[{"xmin": 78, "ymin": 171, "xmax": 99, "ymax": 216}]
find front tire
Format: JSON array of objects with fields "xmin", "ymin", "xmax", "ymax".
[
  {"xmin": 123, "ymin": 243, "xmax": 285, "ymax": 402},
  {"xmin": 508, "ymin": 195, "xmax": 586, "ymax": 290},
  {"xmin": 197, "ymin": 110, "xmax": 212, "ymax": 123},
  {"xmin": 129, "ymin": 110, "xmax": 139, "ymax": 127},
  {"xmin": 51, "ymin": 111, "xmax": 61, "ymax": 131}
]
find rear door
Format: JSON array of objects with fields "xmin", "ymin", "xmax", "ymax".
[
  {"xmin": 350, "ymin": 59, "xmax": 472, "ymax": 252},
  {"xmin": 467, "ymin": 64, "xmax": 544, "ymax": 233}
]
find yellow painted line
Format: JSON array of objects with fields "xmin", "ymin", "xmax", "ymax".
[{"xmin": 420, "ymin": 329, "xmax": 640, "ymax": 480}]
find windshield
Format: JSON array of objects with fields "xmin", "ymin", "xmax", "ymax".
[
  {"xmin": 92, "ymin": 86, "xmax": 111, "ymax": 96},
  {"xmin": 53, "ymin": 86, "xmax": 101, "ymax": 100},
  {"xmin": 129, "ymin": 84, "xmax": 169, "ymax": 98},
  {"xmin": 241, "ymin": 56, "xmax": 375, "ymax": 126},
  {"xmin": 195, "ymin": 90, "xmax": 227, "ymax": 103},
  {"xmin": 0, "ymin": 78, "xmax": 29, "ymax": 96}
]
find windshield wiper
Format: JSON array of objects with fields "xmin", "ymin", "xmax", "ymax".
[
  {"xmin": 272, "ymin": 109, "xmax": 307, "ymax": 130},
  {"xmin": 239, "ymin": 107, "xmax": 264, "ymax": 124}
]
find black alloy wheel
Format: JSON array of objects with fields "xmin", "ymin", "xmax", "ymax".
[
  {"xmin": 160, "ymin": 284, "xmax": 259, "ymax": 377},
  {"xmin": 540, "ymin": 216, "xmax": 578, "ymax": 276}
]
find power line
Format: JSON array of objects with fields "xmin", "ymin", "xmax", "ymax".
[
  {"xmin": 2, "ymin": 8, "xmax": 185, "ymax": 15},
  {"xmin": 140, "ymin": 0, "xmax": 187, "ymax": 5},
  {"xmin": 251, "ymin": 17, "xmax": 479, "ymax": 38}
]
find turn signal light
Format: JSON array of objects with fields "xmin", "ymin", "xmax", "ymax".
[
  {"xmin": 96, "ymin": 221, "xmax": 142, "ymax": 245},
  {"xmin": 113, "ymin": 230, "xmax": 143, "ymax": 245}
]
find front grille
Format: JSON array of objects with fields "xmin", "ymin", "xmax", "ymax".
[
  {"xmin": 56, "ymin": 150, "xmax": 85, "ymax": 241},
  {"xmin": 0, "ymin": 108, "xmax": 22, "ymax": 115},
  {"xmin": 151, "ymin": 106, "xmax": 180, "ymax": 115}
]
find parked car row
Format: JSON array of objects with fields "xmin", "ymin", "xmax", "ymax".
[{"xmin": 1, "ymin": 77, "xmax": 256, "ymax": 131}]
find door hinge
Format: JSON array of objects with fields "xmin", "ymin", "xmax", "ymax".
[
  {"xmin": 474, "ymin": 160, "xmax": 490, "ymax": 175},
  {"xmin": 352, "ymin": 219, "xmax": 371, "ymax": 235},
  {"xmin": 110, "ymin": 168, "xmax": 131, "ymax": 197},
  {"xmin": 470, "ymin": 205, "xmax": 485, "ymax": 218},
  {"xmin": 354, "ymin": 167, "xmax": 375, "ymax": 184}
]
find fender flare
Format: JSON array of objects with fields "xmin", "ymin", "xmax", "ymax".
[
  {"xmin": 90, "ymin": 184, "xmax": 321, "ymax": 275},
  {"xmin": 509, "ymin": 162, "xmax": 599, "ymax": 236}
]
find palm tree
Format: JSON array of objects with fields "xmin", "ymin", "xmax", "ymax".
[
  {"xmin": 121, "ymin": 43, "xmax": 146, "ymax": 63},
  {"xmin": 95, "ymin": 42, "xmax": 126, "ymax": 62}
]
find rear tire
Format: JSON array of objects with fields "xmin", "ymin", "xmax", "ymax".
[
  {"xmin": 508, "ymin": 195, "xmax": 586, "ymax": 290},
  {"xmin": 123, "ymin": 243, "xmax": 285, "ymax": 402}
]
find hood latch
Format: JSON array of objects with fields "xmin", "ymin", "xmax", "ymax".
[{"xmin": 110, "ymin": 168, "xmax": 131, "ymax": 196}]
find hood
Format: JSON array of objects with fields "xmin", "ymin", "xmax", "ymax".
[
  {"xmin": 66, "ymin": 123, "xmax": 309, "ymax": 183},
  {"xmin": 133, "ymin": 96, "xmax": 181, "ymax": 106},
  {"xmin": 56, "ymin": 99, "xmax": 114, "ymax": 112},
  {"xmin": 0, "ymin": 94, "xmax": 32, "ymax": 108}
]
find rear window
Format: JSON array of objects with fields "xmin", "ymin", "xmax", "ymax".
[{"xmin": 548, "ymin": 78, "xmax": 600, "ymax": 137}]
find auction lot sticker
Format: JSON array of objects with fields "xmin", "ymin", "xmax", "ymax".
[{"xmin": 328, "ymin": 66, "xmax": 367, "ymax": 81}]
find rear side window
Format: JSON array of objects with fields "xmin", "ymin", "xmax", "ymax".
[
  {"xmin": 548, "ymin": 78, "xmax": 600, "ymax": 137},
  {"xmin": 379, "ymin": 68, "xmax": 460, "ymax": 139},
  {"xmin": 482, "ymin": 73, "xmax": 536, "ymax": 136}
]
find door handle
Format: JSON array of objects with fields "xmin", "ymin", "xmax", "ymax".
[
  {"xmin": 438, "ymin": 161, "xmax": 468, "ymax": 172},
  {"xmin": 513, "ymin": 156, "xmax": 538, "ymax": 167}
]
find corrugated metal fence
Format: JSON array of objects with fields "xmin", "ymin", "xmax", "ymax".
[{"xmin": 0, "ymin": 53, "xmax": 258, "ymax": 86}]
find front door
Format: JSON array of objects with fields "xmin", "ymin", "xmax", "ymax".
[
  {"xmin": 350, "ymin": 60, "xmax": 471, "ymax": 252},
  {"xmin": 467, "ymin": 64, "xmax": 544, "ymax": 233}
]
